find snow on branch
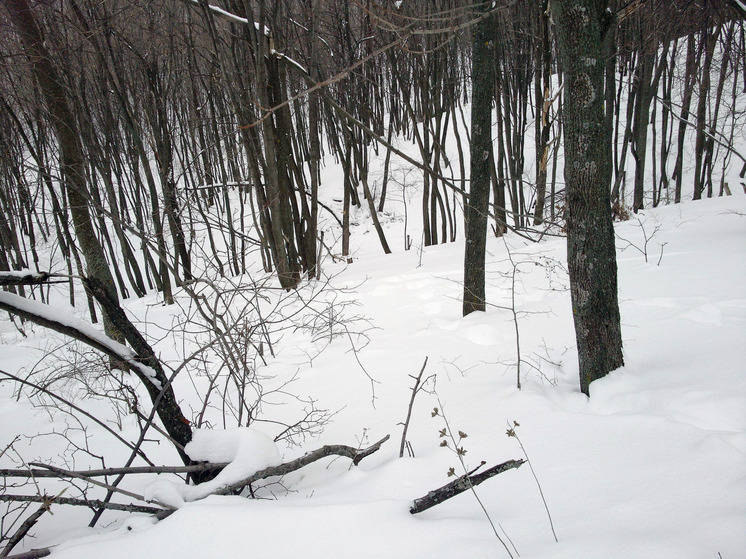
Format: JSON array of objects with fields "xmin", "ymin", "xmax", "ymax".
[
  {"xmin": 0, "ymin": 290, "xmax": 161, "ymax": 389},
  {"xmin": 0, "ymin": 270, "xmax": 54, "ymax": 286},
  {"xmin": 211, "ymin": 434, "xmax": 391, "ymax": 497},
  {"xmin": 182, "ymin": 0, "xmax": 270, "ymax": 35},
  {"xmin": 271, "ymin": 50, "xmax": 308, "ymax": 75},
  {"xmin": 183, "ymin": 0, "xmax": 247, "ymax": 24}
]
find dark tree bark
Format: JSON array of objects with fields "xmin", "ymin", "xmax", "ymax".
[
  {"xmin": 533, "ymin": 0, "xmax": 553, "ymax": 225},
  {"xmin": 410, "ymin": 459, "xmax": 524, "ymax": 514},
  {"xmin": 463, "ymin": 7, "xmax": 493, "ymax": 316},
  {"xmin": 631, "ymin": 22, "xmax": 669, "ymax": 213},
  {"xmin": 0, "ymin": 283, "xmax": 193, "ymax": 468},
  {"xmin": 693, "ymin": 25, "xmax": 721, "ymax": 201},
  {"xmin": 552, "ymin": 0, "xmax": 624, "ymax": 396},
  {"xmin": 672, "ymin": 33, "xmax": 699, "ymax": 204},
  {"xmin": 6, "ymin": 0, "xmax": 125, "ymax": 342}
]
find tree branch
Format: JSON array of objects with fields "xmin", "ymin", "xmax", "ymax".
[
  {"xmin": 213, "ymin": 434, "xmax": 390, "ymax": 496},
  {"xmin": 0, "ymin": 291, "xmax": 159, "ymax": 386},
  {"xmin": 0, "ymin": 369, "xmax": 152, "ymax": 464},
  {"xmin": 0, "ymin": 462, "xmax": 229, "ymax": 480},
  {"xmin": 3, "ymin": 549, "xmax": 51, "ymax": 559},
  {"xmin": 410, "ymin": 459, "xmax": 525, "ymax": 514},
  {"xmin": 0, "ymin": 494, "xmax": 164, "ymax": 515}
]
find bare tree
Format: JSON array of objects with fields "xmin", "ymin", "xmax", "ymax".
[
  {"xmin": 463, "ymin": 4, "xmax": 494, "ymax": 316},
  {"xmin": 552, "ymin": 0, "xmax": 624, "ymax": 395}
]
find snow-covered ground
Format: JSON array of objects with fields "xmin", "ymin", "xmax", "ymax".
[{"xmin": 2, "ymin": 185, "xmax": 745, "ymax": 557}]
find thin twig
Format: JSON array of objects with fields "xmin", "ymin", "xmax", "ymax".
[
  {"xmin": 399, "ymin": 357, "xmax": 429, "ymax": 458},
  {"xmin": 507, "ymin": 422, "xmax": 558, "ymax": 542}
]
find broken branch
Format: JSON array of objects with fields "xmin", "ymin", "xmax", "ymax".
[{"xmin": 410, "ymin": 458, "xmax": 525, "ymax": 514}]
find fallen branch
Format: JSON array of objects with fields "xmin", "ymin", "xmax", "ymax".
[
  {"xmin": 213, "ymin": 434, "xmax": 390, "ymax": 497},
  {"xmin": 1, "ymin": 504, "xmax": 49, "ymax": 558},
  {"xmin": 28, "ymin": 463, "xmax": 173, "ymax": 511},
  {"xmin": 410, "ymin": 459, "xmax": 525, "ymax": 514},
  {"xmin": 0, "ymin": 494, "xmax": 163, "ymax": 515},
  {"xmin": 2, "ymin": 435, "xmax": 390, "ymax": 543},
  {"xmin": 0, "ymin": 462, "xmax": 230, "ymax": 479},
  {"xmin": 3, "ymin": 549, "xmax": 51, "ymax": 559},
  {"xmin": 0, "ymin": 488, "xmax": 68, "ymax": 557},
  {"xmin": 2, "ymin": 437, "xmax": 389, "ymax": 504}
]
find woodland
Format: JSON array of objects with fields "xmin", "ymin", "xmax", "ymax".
[{"xmin": 0, "ymin": 0, "xmax": 744, "ymax": 557}]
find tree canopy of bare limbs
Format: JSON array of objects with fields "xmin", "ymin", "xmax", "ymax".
[{"xmin": 0, "ymin": 0, "xmax": 742, "ymax": 301}]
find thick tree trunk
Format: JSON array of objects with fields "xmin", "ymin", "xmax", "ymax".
[
  {"xmin": 552, "ymin": 0, "xmax": 624, "ymax": 395},
  {"xmin": 463, "ymin": 8, "xmax": 493, "ymax": 316}
]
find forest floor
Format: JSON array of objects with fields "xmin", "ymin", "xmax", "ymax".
[{"xmin": 1, "ymin": 186, "xmax": 745, "ymax": 558}]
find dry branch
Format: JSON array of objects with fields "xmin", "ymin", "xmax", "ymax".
[
  {"xmin": 0, "ymin": 494, "xmax": 163, "ymax": 515},
  {"xmin": 3, "ymin": 549, "xmax": 51, "ymax": 559},
  {"xmin": 0, "ymin": 504, "xmax": 49, "ymax": 557},
  {"xmin": 0, "ymin": 462, "xmax": 230, "ymax": 479},
  {"xmin": 410, "ymin": 459, "xmax": 524, "ymax": 514},
  {"xmin": 399, "ymin": 357, "xmax": 429, "ymax": 458},
  {"xmin": 213, "ymin": 434, "xmax": 390, "ymax": 496}
]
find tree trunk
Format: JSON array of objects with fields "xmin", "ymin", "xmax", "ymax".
[
  {"xmin": 463, "ymin": 8, "xmax": 493, "ymax": 316},
  {"xmin": 533, "ymin": 0, "xmax": 553, "ymax": 225},
  {"xmin": 552, "ymin": 0, "xmax": 624, "ymax": 396},
  {"xmin": 7, "ymin": 0, "xmax": 124, "ymax": 344}
]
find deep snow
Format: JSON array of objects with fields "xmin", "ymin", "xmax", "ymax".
[{"xmin": 1, "ymin": 191, "xmax": 744, "ymax": 558}]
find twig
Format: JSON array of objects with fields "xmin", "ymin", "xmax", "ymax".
[
  {"xmin": 503, "ymin": 239, "xmax": 523, "ymax": 390},
  {"xmin": 0, "ymin": 369, "xmax": 152, "ymax": 463},
  {"xmin": 343, "ymin": 325, "xmax": 379, "ymax": 408},
  {"xmin": 399, "ymin": 357, "xmax": 430, "ymax": 458}
]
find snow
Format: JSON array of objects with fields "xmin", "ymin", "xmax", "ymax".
[
  {"xmin": 144, "ymin": 428, "xmax": 282, "ymax": 507},
  {"xmin": 0, "ymin": 290, "xmax": 162, "ymax": 389},
  {"xmin": 2, "ymin": 194, "xmax": 743, "ymax": 558},
  {"xmin": 2, "ymin": 108, "xmax": 745, "ymax": 557},
  {"xmin": 0, "ymin": 269, "xmax": 46, "ymax": 279}
]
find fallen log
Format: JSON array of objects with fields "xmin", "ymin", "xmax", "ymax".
[{"xmin": 410, "ymin": 458, "xmax": 525, "ymax": 514}]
